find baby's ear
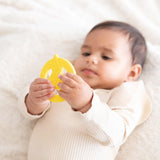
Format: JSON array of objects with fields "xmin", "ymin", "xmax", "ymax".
[{"xmin": 128, "ymin": 64, "xmax": 142, "ymax": 81}]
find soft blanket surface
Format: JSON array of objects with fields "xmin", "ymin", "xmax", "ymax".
[{"xmin": 0, "ymin": 0, "xmax": 160, "ymax": 159}]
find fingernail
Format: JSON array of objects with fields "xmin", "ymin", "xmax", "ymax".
[{"xmin": 48, "ymin": 80, "xmax": 52, "ymax": 84}]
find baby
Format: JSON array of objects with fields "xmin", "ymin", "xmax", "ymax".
[{"xmin": 20, "ymin": 21, "xmax": 152, "ymax": 160}]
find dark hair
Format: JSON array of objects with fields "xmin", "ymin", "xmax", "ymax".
[{"xmin": 89, "ymin": 21, "xmax": 147, "ymax": 68}]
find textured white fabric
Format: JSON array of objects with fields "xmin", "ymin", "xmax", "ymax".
[
  {"xmin": 0, "ymin": 0, "xmax": 160, "ymax": 160},
  {"xmin": 20, "ymin": 81, "xmax": 151, "ymax": 160}
]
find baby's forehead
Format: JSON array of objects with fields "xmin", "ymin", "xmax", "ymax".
[
  {"xmin": 86, "ymin": 28, "xmax": 129, "ymax": 40},
  {"xmin": 84, "ymin": 29, "xmax": 130, "ymax": 46},
  {"xmin": 82, "ymin": 30, "xmax": 131, "ymax": 56}
]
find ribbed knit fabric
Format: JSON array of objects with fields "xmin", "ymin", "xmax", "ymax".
[
  {"xmin": 19, "ymin": 81, "xmax": 152, "ymax": 160},
  {"xmin": 28, "ymin": 102, "xmax": 118, "ymax": 160}
]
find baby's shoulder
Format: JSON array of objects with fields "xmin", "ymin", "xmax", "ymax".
[
  {"xmin": 108, "ymin": 80, "xmax": 147, "ymax": 106},
  {"xmin": 113, "ymin": 80, "xmax": 145, "ymax": 96}
]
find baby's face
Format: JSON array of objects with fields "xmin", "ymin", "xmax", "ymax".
[{"xmin": 74, "ymin": 29, "xmax": 133, "ymax": 89}]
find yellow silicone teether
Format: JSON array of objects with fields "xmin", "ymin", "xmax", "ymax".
[{"xmin": 40, "ymin": 54, "xmax": 76, "ymax": 102}]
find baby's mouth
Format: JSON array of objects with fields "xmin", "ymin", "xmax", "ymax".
[{"xmin": 82, "ymin": 68, "xmax": 97, "ymax": 76}]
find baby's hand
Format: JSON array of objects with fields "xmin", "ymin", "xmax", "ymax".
[
  {"xmin": 58, "ymin": 73, "xmax": 93, "ymax": 113},
  {"xmin": 25, "ymin": 78, "xmax": 55, "ymax": 115}
]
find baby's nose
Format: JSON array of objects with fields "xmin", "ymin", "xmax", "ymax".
[{"xmin": 87, "ymin": 56, "xmax": 98, "ymax": 64}]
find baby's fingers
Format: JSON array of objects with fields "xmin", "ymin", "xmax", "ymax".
[
  {"xmin": 34, "ymin": 88, "xmax": 55, "ymax": 98},
  {"xmin": 58, "ymin": 74, "xmax": 77, "ymax": 88},
  {"xmin": 34, "ymin": 78, "xmax": 51, "ymax": 84},
  {"xmin": 35, "ymin": 93, "xmax": 54, "ymax": 102},
  {"xmin": 64, "ymin": 73, "xmax": 82, "ymax": 83},
  {"xmin": 57, "ymin": 82, "xmax": 71, "ymax": 92},
  {"xmin": 57, "ymin": 90, "xmax": 68, "ymax": 100},
  {"xmin": 31, "ymin": 83, "xmax": 54, "ymax": 92}
]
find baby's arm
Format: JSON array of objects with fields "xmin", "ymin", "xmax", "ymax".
[
  {"xmin": 58, "ymin": 76, "xmax": 151, "ymax": 146},
  {"xmin": 25, "ymin": 78, "xmax": 55, "ymax": 115},
  {"xmin": 57, "ymin": 73, "xmax": 124, "ymax": 145}
]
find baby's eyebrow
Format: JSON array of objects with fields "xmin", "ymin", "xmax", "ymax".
[
  {"xmin": 81, "ymin": 45, "xmax": 91, "ymax": 49},
  {"xmin": 81, "ymin": 45, "xmax": 116, "ymax": 54},
  {"xmin": 102, "ymin": 47, "xmax": 115, "ymax": 54}
]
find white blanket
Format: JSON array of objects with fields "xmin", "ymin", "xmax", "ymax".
[{"xmin": 0, "ymin": 0, "xmax": 160, "ymax": 159}]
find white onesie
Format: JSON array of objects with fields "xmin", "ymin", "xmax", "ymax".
[{"xmin": 18, "ymin": 80, "xmax": 152, "ymax": 160}]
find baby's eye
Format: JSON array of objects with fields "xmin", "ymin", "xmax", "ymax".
[
  {"xmin": 102, "ymin": 55, "xmax": 111, "ymax": 60},
  {"xmin": 82, "ymin": 52, "xmax": 91, "ymax": 56}
]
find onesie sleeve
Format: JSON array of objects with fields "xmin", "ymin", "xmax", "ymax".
[
  {"xmin": 17, "ymin": 85, "xmax": 50, "ymax": 120},
  {"xmin": 83, "ymin": 81, "xmax": 152, "ymax": 147}
]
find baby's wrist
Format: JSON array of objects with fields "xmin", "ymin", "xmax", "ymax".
[
  {"xmin": 25, "ymin": 94, "xmax": 37, "ymax": 115},
  {"xmin": 25, "ymin": 94, "xmax": 48, "ymax": 115},
  {"xmin": 73, "ymin": 91, "xmax": 93, "ymax": 113},
  {"xmin": 77, "ymin": 102, "xmax": 92, "ymax": 113}
]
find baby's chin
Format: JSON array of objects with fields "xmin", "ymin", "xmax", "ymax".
[
  {"xmin": 90, "ymin": 82, "xmax": 121, "ymax": 90},
  {"xmin": 82, "ymin": 79, "xmax": 99, "ymax": 89}
]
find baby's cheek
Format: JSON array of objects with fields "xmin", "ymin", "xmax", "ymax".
[{"xmin": 74, "ymin": 62, "xmax": 81, "ymax": 72}]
